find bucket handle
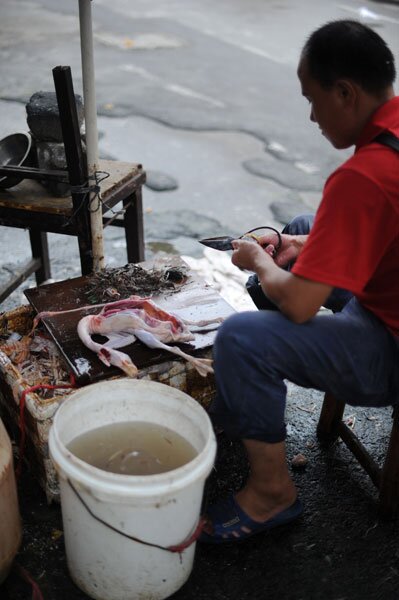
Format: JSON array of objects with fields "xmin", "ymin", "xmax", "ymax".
[{"xmin": 67, "ymin": 478, "xmax": 205, "ymax": 555}]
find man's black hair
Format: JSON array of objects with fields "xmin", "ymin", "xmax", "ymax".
[{"xmin": 301, "ymin": 20, "xmax": 396, "ymax": 94}]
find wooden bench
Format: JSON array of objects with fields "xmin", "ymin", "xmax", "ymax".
[{"xmin": 317, "ymin": 392, "xmax": 399, "ymax": 518}]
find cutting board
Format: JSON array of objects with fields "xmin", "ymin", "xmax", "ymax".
[{"xmin": 25, "ymin": 257, "xmax": 235, "ymax": 385}]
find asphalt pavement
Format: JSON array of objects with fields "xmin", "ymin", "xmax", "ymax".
[{"xmin": 1, "ymin": 1, "xmax": 399, "ymax": 599}]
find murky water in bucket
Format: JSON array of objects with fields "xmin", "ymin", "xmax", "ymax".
[{"xmin": 67, "ymin": 421, "xmax": 197, "ymax": 475}]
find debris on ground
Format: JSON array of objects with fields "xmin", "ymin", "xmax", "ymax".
[
  {"xmin": 345, "ymin": 415, "xmax": 356, "ymax": 429},
  {"xmin": 291, "ymin": 453, "xmax": 308, "ymax": 469},
  {"xmin": 84, "ymin": 263, "xmax": 189, "ymax": 303}
]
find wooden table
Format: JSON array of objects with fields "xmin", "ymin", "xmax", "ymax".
[{"xmin": 0, "ymin": 159, "xmax": 146, "ymax": 303}]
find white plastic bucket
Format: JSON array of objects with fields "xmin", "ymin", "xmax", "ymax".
[{"xmin": 49, "ymin": 379, "xmax": 216, "ymax": 600}]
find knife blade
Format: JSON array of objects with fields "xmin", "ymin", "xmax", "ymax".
[{"xmin": 198, "ymin": 236, "xmax": 236, "ymax": 251}]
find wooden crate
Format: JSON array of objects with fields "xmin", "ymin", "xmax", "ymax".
[{"xmin": 0, "ymin": 305, "xmax": 216, "ymax": 503}]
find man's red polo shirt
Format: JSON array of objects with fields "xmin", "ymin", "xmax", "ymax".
[{"xmin": 292, "ymin": 96, "xmax": 399, "ymax": 336}]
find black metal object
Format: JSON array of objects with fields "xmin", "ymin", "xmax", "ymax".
[
  {"xmin": 52, "ymin": 65, "xmax": 92, "ymax": 275},
  {"xmin": 0, "ymin": 165, "xmax": 68, "ymax": 183},
  {"xmin": 0, "ymin": 132, "xmax": 36, "ymax": 189},
  {"xmin": 0, "ymin": 128, "xmax": 68, "ymax": 187}
]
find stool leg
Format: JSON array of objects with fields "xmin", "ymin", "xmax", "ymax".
[
  {"xmin": 379, "ymin": 408, "xmax": 399, "ymax": 519},
  {"xmin": 29, "ymin": 229, "xmax": 51, "ymax": 284},
  {"xmin": 317, "ymin": 392, "xmax": 346, "ymax": 444},
  {"xmin": 124, "ymin": 189, "xmax": 144, "ymax": 263}
]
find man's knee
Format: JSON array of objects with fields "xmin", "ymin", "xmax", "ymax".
[
  {"xmin": 282, "ymin": 213, "xmax": 314, "ymax": 235},
  {"xmin": 214, "ymin": 312, "xmax": 252, "ymax": 360},
  {"xmin": 214, "ymin": 311, "xmax": 287, "ymax": 369}
]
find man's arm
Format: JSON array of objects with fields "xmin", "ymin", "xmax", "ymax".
[{"xmin": 232, "ymin": 239, "xmax": 333, "ymax": 323}]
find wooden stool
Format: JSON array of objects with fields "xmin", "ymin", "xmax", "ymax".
[
  {"xmin": 0, "ymin": 159, "xmax": 145, "ymax": 303},
  {"xmin": 317, "ymin": 392, "xmax": 399, "ymax": 518}
]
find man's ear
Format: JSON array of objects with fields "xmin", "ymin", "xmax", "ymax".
[{"xmin": 336, "ymin": 80, "xmax": 357, "ymax": 106}]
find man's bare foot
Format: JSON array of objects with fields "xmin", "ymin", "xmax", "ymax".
[{"xmin": 235, "ymin": 484, "xmax": 298, "ymax": 523}]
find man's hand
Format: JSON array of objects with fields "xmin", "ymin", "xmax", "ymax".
[
  {"xmin": 231, "ymin": 236, "xmax": 332, "ymax": 323},
  {"xmin": 256, "ymin": 233, "xmax": 308, "ymax": 267},
  {"xmin": 231, "ymin": 238, "xmax": 274, "ymax": 272}
]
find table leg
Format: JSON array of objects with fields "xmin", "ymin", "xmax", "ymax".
[
  {"xmin": 29, "ymin": 229, "xmax": 51, "ymax": 284},
  {"xmin": 76, "ymin": 226, "xmax": 94, "ymax": 275},
  {"xmin": 124, "ymin": 188, "xmax": 145, "ymax": 263}
]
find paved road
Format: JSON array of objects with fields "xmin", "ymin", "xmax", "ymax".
[
  {"xmin": 1, "ymin": 0, "xmax": 399, "ymax": 312},
  {"xmin": 1, "ymin": 2, "xmax": 399, "ymax": 599}
]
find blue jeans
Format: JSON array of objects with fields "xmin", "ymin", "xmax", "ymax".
[{"xmin": 210, "ymin": 216, "xmax": 399, "ymax": 443}]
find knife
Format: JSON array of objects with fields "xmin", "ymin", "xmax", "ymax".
[
  {"xmin": 199, "ymin": 226, "xmax": 282, "ymax": 254},
  {"xmin": 198, "ymin": 235, "xmax": 236, "ymax": 251}
]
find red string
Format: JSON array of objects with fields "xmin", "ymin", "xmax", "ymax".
[
  {"xmin": 13, "ymin": 563, "xmax": 44, "ymax": 600},
  {"xmin": 16, "ymin": 381, "xmax": 75, "ymax": 479},
  {"xmin": 67, "ymin": 477, "xmax": 205, "ymax": 554},
  {"xmin": 167, "ymin": 517, "xmax": 206, "ymax": 553}
]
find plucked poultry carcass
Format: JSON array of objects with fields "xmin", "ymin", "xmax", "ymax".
[{"xmin": 77, "ymin": 295, "xmax": 223, "ymax": 377}]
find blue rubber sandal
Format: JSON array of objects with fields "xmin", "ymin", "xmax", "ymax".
[{"xmin": 199, "ymin": 495, "xmax": 303, "ymax": 544}]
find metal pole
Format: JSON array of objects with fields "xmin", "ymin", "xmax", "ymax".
[{"xmin": 78, "ymin": 0, "xmax": 105, "ymax": 271}]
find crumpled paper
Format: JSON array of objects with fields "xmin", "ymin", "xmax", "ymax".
[{"xmin": 182, "ymin": 248, "xmax": 255, "ymax": 312}]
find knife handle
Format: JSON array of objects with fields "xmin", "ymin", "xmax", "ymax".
[{"xmin": 241, "ymin": 233, "xmax": 278, "ymax": 258}]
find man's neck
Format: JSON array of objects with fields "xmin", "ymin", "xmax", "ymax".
[{"xmin": 356, "ymin": 87, "xmax": 395, "ymax": 139}]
